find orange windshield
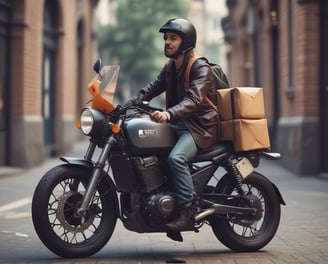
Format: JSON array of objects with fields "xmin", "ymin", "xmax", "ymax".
[{"xmin": 88, "ymin": 79, "xmax": 115, "ymax": 114}]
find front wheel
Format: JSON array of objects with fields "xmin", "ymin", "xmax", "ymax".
[
  {"xmin": 210, "ymin": 171, "xmax": 281, "ymax": 252},
  {"xmin": 32, "ymin": 164, "xmax": 118, "ymax": 258}
]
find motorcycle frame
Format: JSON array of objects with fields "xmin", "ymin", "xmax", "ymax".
[{"xmin": 61, "ymin": 142, "xmax": 252, "ymax": 229}]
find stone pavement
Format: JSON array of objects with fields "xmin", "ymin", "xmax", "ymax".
[
  {"xmin": 0, "ymin": 140, "xmax": 327, "ymax": 263},
  {"xmin": 94, "ymin": 153, "xmax": 328, "ymax": 264}
]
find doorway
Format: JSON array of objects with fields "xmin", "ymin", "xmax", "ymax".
[
  {"xmin": 0, "ymin": 0, "xmax": 11, "ymax": 165},
  {"xmin": 320, "ymin": 0, "xmax": 328, "ymax": 172},
  {"xmin": 42, "ymin": 0, "xmax": 58, "ymax": 155}
]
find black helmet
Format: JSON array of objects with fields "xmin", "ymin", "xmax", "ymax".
[{"xmin": 159, "ymin": 18, "xmax": 196, "ymax": 55}]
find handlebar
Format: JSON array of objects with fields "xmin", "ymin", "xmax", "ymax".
[
  {"xmin": 137, "ymin": 101, "xmax": 163, "ymax": 113},
  {"xmin": 114, "ymin": 101, "xmax": 163, "ymax": 118}
]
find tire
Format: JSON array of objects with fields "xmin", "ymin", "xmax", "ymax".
[
  {"xmin": 209, "ymin": 171, "xmax": 281, "ymax": 252},
  {"xmin": 32, "ymin": 164, "xmax": 117, "ymax": 258}
]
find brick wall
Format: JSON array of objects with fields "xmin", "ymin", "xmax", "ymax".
[
  {"xmin": 9, "ymin": 0, "xmax": 98, "ymax": 167},
  {"xmin": 279, "ymin": 0, "xmax": 320, "ymax": 117},
  {"xmin": 224, "ymin": 0, "xmax": 321, "ymax": 174}
]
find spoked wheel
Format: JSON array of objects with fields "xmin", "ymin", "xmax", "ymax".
[
  {"xmin": 209, "ymin": 171, "xmax": 281, "ymax": 252},
  {"xmin": 32, "ymin": 164, "xmax": 117, "ymax": 258}
]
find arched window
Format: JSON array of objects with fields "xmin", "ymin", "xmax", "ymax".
[{"xmin": 42, "ymin": 0, "xmax": 58, "ymax": 154}]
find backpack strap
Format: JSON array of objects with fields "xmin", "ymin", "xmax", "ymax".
[
  {"xmin": 204, "ymin": 95, "xmax": 217, "ymax": 111},
  {"xmin": 184, "ymin": 55, "xmax": 217, "ymax": 112},
  {"xmin": 184, "ymin": 54, "xmax": 199, "ymax": 89}
]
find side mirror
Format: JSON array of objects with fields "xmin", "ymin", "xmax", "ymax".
[{"xmin": 93, "ymin": 59, "xmax": 102, "ymax": 75}]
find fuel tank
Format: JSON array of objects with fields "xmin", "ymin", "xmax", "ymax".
[{"xmin": 124, "ymin": 117, "xmax": 176, "ymax": 155}]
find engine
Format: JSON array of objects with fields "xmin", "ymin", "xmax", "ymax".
[{"xmin": 142, "ymin": 192, "xmax": 176, "ymax": 224}]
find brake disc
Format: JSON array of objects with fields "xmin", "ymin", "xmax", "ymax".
[{"xmin": 56, "ymin": 191, "xmax": 96, "ymax": 232}]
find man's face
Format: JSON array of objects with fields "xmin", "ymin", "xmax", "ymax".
[{"xmin": 163, "ymin": 32, "xmax": 182, "ymax": 58}]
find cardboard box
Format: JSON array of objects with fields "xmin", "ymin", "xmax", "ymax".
[
  {"xmin": 220, "ymin": 119, "xmax": 271, "ymax": 152},
  {"xmin": 217, "ymin": 87, "xmax": 265, "ymax": 121},
  {"xmin": 234, "ymin": 119, "xmax": 270, "ymax": 151}
]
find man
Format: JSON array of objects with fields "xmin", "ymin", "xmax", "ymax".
[{"xmin": 133, "ymin": 18, "xmax": 218, "ymax": 231}]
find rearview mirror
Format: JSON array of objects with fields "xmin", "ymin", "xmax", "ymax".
[{"xmin": 93, "ymin": 59, "xmax": 102, "ymax": 75}]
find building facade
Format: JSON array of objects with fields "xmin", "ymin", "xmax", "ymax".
[
  {"xmin": 0, "ymin": 0, "xmax": 99, "ymax": 167},
  {"xmin": 189, "ymin": 0, "xmax": 228, "ymax": 70},
  {"xmin": 222, "ymin": 0, "xmax": 327, "ymax": 175}
]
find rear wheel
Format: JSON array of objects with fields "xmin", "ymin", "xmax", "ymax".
[
  {"xmin": 209, "ymin": 171, "xmax": 281, "ymax": 251},
  {"xmin": 32, "ymin": 164, "xmax": 117, "ymax": 258}
]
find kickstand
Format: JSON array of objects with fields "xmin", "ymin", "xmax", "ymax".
[{"xmin": 166, "ymin": 231, "xmax": 183, "ymax": 242}]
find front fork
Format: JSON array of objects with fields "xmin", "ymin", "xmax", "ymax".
[{"xmin": 76, "ymin": 133, "xmax": 117, "ymax": 218}]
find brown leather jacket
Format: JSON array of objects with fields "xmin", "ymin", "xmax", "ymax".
[{"xmin": 137, "ymin": 54, "xmax": 218, "ymax": 150}]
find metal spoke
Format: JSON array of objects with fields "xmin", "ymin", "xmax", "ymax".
[
  {"xmin": 227, "ymin": 182, "xmax": 266, "ymax": 238},
  {"xmin": 46, "ymin": 177, "xmax": 104, "ymax": 245}
]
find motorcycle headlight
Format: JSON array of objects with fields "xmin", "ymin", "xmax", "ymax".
[{"xmin": 80, "ymin": 108, "xmax": 107, "ymax": 137}]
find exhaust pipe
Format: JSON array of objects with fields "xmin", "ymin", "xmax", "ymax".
[
  {"xmin": 195, "ymin": 208, "xmax": 215, "ymax": 222},
  {"xmin": 194, "ymin": 204, "xmax": 256, "ymax": 222}
]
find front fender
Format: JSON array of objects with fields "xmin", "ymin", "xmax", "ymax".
[{"xmin": 60, "ymin": 156, "xmax": 94, "ymax": 169}]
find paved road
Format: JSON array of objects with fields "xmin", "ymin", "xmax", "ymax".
[{"xmin": 0, "ymin": 141, "xmax": 327, "ymax": 263}]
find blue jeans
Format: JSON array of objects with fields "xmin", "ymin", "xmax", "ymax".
[{"xmin": 168, "ymin": 122, "xmax": 198, "ymax": 205}]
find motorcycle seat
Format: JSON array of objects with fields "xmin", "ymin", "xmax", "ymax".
[{"xmin": 192, "ymin": 141, "xmax": 233, "ymax": 163}]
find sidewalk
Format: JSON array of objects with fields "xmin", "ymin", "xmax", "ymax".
[
  {"xmin": 0, "ymin": 166, "xmax": 24, "ymax": 179},
  {"xmin": 0, "ymin": 140, "xmax": 89, "ymax": 179}
]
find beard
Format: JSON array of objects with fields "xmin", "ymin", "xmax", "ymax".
[
  {"xmin": 164, "ymin": 45, "xmax": 180, "ymax": 59},
  {"xmin": 164, "ymin": 52, "xmax": 179, "ymax": 59}
]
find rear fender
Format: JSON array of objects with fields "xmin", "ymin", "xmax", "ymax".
[
  {"xmin": 59, "ymin": 156, "xmax": 120, "ymax": 213},
  {"xmin": 216, "ymin": 172, "xmax": 286, "ymax": 206},
  {"xmin": 271, "ymin": 182, "xmax": 286, "ymax": 205}
]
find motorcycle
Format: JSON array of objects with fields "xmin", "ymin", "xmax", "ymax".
[{"xmin": 32, "ymin": 59, "xmax": 285, "ymax": 258}]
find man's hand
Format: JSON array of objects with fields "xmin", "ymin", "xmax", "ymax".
[{"xmin": 151, "ymin": 110, "xmax": 169, "ymax": 123}]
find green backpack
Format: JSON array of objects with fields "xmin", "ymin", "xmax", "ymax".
[{"xmin": 184, "ymin": 55, "xmax": 230, "ymax": 111}]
